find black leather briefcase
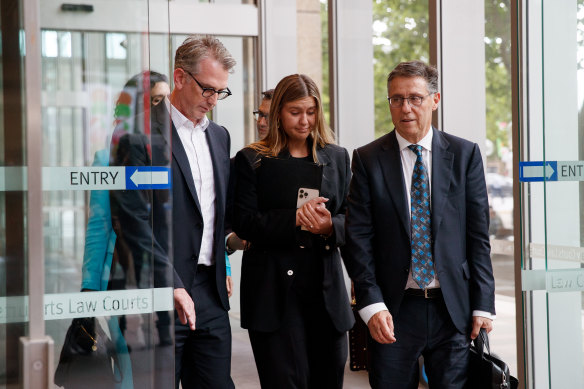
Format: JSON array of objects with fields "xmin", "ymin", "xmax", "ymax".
[{"xmin": 468, "ymin": 328, "xmax": 518, "ymax": 389}]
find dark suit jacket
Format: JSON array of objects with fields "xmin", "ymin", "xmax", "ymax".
[
  {"xmin": 233, "ymin": 144, "xmax": 355, "ymax": 333},
  {"xmin": 342, "ymin": 128, "xmax": 495, "ymax": 334},
  {"xmin": 110, "ymin": 102, "xmax": 230, "ymax": 312}
]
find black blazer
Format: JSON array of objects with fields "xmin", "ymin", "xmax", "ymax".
[
  {"xmin": 342, "ymin": 128, "xmax": 495, "ymax": 333},
  {"xmin": 110, "ymin": 102, "xmax": 230, "ymax": 311},
  {"xmin": 233, "ymin": 144, "xmax": 355, "ymax": 333}
]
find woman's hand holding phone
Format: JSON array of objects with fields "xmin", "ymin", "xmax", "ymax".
[{"xmin": 296, "ymin": 196, "xmax": 332, "ymax": 235}]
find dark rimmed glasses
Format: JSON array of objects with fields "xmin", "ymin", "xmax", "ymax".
[
  {"xmin": 183, "ymin": 69, "xmax": 232, "ymax": 100},
  {"xmin": 388, "ymin": 92, "xmax": 434, "ymax": 108}
]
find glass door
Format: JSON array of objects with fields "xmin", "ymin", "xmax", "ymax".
[
  {"xmin": 0, "ymin": 0, "xmax": 29, "ymax": 387},
  {"xmin": 1, "ymin": 0, "xmax": 259, "ymax": 387},
  {"xmin": 2, "ymin": 1, "xmax": 177, "ymax": 388},
  {"xmin": 518, "ymin": 0, "xmax": 584, "ymax": 387},
  {"xmin": 41, "ymin": 1, "xmax": 175, "ymax": 387}
]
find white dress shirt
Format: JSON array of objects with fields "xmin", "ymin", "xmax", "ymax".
[
  {"xmin": 359, "ymin": 129, "xmax": 494, "ymax": 324},
  {"xmin": 169, "ymin": 100, "xmax": 216, "ymax": 266}
]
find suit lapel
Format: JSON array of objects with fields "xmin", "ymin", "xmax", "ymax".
[
  {"xmin": 431, "ymin": 128, "xmax": 453, "ymax": 238},
  {"xmin": 170, "ymin": 119, "xmax": 203, "ymax": 217},
  {"xmin": 378, "ymin": 131, "xmax": 410, "ymax": 236}
]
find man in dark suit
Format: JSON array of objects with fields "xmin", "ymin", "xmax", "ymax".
[
  {"xmin": 343, "ymin": 60, "xmax": 496, "ymax": 388},
  {"xmin": 110, "ymin": 35, "xmax": 236, "ymax": 389}
]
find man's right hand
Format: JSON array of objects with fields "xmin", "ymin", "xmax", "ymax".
[
  {"xmin": 368, "ymin": 310, "xmax": 396, "ymax": 344},
  {"xmin": 174, "ymin": 288, "xmax": 196, "ymax": 330}
]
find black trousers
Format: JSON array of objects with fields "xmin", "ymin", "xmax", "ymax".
[
  {"xmin": 248, "ymin": 287, "xmax": 348, "ymax": 389},
  {"xmin": 175, "ymin": 265, "xmax": 234, "ymax": 389},
  {"xmin": 368, "ymin": 293, "xmax": 470, "ymax": 389}
]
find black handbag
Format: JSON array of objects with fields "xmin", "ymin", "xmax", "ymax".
[
  {"xmin": 349, "ymin": 305, "xmax": 370, "ymax": 371},
  {"xmin": 348, "ymin": 282, "xmax": 370, "ymax": 371},
  {"xmin": 468, "ymin": 328, "xmax": 519, "ymax": 389},
  {"xmin": 54, "ymin": 317, "xmax": 122, "ymax": 389}
]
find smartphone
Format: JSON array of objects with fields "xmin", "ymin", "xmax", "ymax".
[
  {"xmin": 297, "ymin": 187, "xmax": 320, "ymax": 208},
  {"xmin": 297, "ymin": 187, "xmax": 320, "ymax": 231}
]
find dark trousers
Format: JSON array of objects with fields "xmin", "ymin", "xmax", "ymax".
[
  {"xmin": 248, "ymin": 288, "xmax": 348, "ymax": 389},
  {"xmin": 368, "ymin": 293, "xmax": 470, "ymax": 389},
  {"xmin": 175, "ymin": 265, "xmax": 234, "ymax": 389}
]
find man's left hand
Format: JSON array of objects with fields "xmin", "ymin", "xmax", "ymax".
[{"xmin": 470, "ymin": 316, "xmax": 493, "ymax": 339}]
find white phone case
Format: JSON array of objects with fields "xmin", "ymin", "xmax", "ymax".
[
  {"xmin": 297, "ymin": 187, "xmax": 320, "ymax": 208},
  {"xmin": 297, "ymin": 188, "xmax": 320, "ymax": 231}
]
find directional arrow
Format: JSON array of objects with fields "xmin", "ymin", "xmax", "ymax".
[
  {"xmin": 519, "ymin": 161, "xmax": 557, "ymax": 182},
  {"xmin": 125, "ymin": 166, "xmax": 171, "ymax": 190}
]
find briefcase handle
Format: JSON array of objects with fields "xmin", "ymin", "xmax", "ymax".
[{"xmin": 473, "ymin": 328, "xmax": 491, "ymax": 359}]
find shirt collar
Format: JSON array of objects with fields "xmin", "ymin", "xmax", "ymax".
[
  {"xmin": 395, "ymin": 127, "xmax": 433, "ymax": 152},
  {"xmin": 168, "ymin": 99, "xmax": 209, "ymax": 132}
]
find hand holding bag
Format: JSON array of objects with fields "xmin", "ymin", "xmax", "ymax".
[{"xmin": 468, "ymin": 328, "xmax": 518, "ymax": 389}]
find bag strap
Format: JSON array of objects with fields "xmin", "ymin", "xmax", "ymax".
[{"xmin": 473, "ymin": 328, "xmax": 491, "ymax": 358}]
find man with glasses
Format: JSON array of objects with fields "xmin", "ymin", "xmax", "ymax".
[
  {"xmin": 343, "ymin": 61, "xmax": 495, "ymax": 388},
  {"xmin": 167, "ymin": 35, "xmax": 236, "ymax": 389},
  {"xmin": 253, "ymin": 89, "xmax": 274, "ymax": 140},
  {"xmin": 110, "ymin": 35, "xmax": 236, "ymax": 389}
]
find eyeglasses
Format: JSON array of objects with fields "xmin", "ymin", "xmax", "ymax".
[
  {"xmin": 183, "ymin": 69, "xmax": 232, "ymax": 100},
  {"xmin": 253, "ymin": 110, "xmax": 269, "ymax": 121},
  {"xmin": 387, "ymin": 93, "xmax": 434, "ymax": 108}
]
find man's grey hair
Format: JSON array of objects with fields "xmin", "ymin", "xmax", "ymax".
[
  {"xmin": 387, "ymin": 61, "xmax": 439, "ymax": 93},
  {"xmin": 174, "ymin": 35, "xmax": 236, "ymax": 75}
]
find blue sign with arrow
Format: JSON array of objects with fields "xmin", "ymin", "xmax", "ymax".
[
  {"xmin": 125, "ymin": 166, "xmax": 171, "ymax": 190},
  {"xmin": 519, "ymin": 161, "xmax": 557, "ymax": 182},
  {"xmin": 519, "ymin": 160, "xmax": 584, "ymax": 182}
]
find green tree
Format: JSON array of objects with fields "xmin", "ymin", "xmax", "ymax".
[
  {"xmin": 370, "ymin": 0, "xmax": 512, "ymax": 156},
  {"xmin": 484, "ymin": 0, "xmax": 512, "ymax": 161},
  {"xmin": 372, "ymin": 0, "xmax": 430, "ymax": 138}
]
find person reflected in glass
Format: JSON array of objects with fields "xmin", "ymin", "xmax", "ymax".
[
  {"xmin": 78, "ymin": 70, "xmax": 170, "ymax": 389},
  {"xmin": 233, "ymin": 74, "xmax": 354, "ymax": 388}
]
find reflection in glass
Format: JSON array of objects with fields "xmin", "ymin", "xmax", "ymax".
[
  {"xmin": 1, "ymin": 0, "xmax": 29, "ymax": 385},
  {"xmin": 41, "ymin": 25, "xmax": 174, "ymax": 387}
]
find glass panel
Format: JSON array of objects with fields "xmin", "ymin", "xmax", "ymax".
[
  {"xmin": 484, "ymin": 0, "xmax": 516, "ymax": 377},
  {"xmin": 39, "ymin": 1, "xmax": 175, "ymax": 388},
  {"xmin": 0, "ymin": 1, "xmax": 28, "ymax": 386},
  {"xmin": 521, "ymin": 0, "xmax": 584, "ymax": 387},
  {"xmin": 372, "ymin": 0, "xmax": 430, "ymax": 138}
]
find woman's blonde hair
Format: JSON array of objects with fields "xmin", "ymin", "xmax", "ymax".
[{"xmin": 248, "ymin": 74, "xmax": 334, "ymax": 162}]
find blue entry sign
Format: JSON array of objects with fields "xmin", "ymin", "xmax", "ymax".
[{"xmin": 519, "ymin": 161, "xmax": 584, "ymax": 182}]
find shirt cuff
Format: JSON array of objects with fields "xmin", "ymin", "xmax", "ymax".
[
  {"xmin": 358, "ymin": 302, "xmax": 389, "ymax": 325},
  {"xmin": 473, "ymin": 310, "xmax": 496, "ymax": 320}
]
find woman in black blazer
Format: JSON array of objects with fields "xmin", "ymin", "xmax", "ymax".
[{"xmin": 233, "ymin": 74, "xmax": 354, "ymax": 389}]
